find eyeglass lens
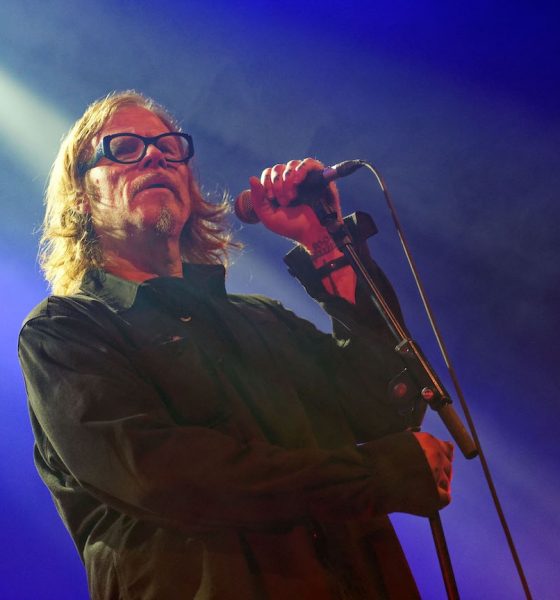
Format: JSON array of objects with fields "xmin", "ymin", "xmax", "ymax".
[{"xmin": 109, "ymin": 134, "xmax": 190, "ymax": 163}]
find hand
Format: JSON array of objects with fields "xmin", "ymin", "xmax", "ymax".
[
  {"xmin": 413, "ymin": 432, "xmax": 454, "ymax": 507},
  {"xmin": 248, "ymin": 158, "xmax": 342, "ymax": 248}
]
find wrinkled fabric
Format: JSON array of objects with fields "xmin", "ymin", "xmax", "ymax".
[{"xmin": 18, "ymin": 245, "xmax": 433, "ymax": 599}]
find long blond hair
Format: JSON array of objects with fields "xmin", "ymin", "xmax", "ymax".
[{"xmin": 40, "ymin": 90, "xmax": 233, "ymax": 295}]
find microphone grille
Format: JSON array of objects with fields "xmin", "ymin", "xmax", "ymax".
[{"xmin": 234, "ymin": 190, "xmax": 260, "ymax": 224}]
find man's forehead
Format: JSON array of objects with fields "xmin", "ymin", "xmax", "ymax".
[{"xmin": 91, "ymin": 105, "xmax": 171, "ymax": 146}]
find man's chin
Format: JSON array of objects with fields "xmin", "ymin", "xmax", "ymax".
[
  {"xmin": 154, "ymin": 207, "xmax": 175, "ymax": 235},
  {"xmin": 137, "ymin": 205, "xmax": 188, "ymax": 237}
]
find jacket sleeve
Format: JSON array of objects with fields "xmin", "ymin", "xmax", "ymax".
[
  {"xmin": 18, "ymin": 296, "xmax": 438, "ymax": 534},
  {"xmin": 283, "ymin": 211, "xmax": 427, "ymax": 440}
]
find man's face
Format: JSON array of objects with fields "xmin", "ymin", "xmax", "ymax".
[{"xmin": 84, "ymin": 105, "xmax": 192, "ymax": 243}]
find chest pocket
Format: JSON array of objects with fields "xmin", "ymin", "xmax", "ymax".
[{"xmin": 129, "ymin": 335, "xmax": 233, "ymax": 428}]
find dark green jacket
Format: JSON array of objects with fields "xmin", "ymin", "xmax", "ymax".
[{"xmin": 19, "ymin": 241, "xmax": 435, "ymax": 599}]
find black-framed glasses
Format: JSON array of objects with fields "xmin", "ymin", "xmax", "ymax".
[{"xmin": 78, "ymin": 132, "xmax": 194, "ymax": 175}]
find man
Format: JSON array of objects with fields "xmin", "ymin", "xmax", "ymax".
[{"xmin": 19, "ymin": 91, "xmax": 453, "ymax": 599}]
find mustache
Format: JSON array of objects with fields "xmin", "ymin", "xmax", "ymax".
[{"xmin": 130, "ymin": 172, "xmax": 180, "ymax": 197}]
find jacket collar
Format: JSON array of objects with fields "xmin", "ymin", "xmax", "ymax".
[{"xmin": 81, "ymin": 263, "xmax": 227, "ymax": 312}]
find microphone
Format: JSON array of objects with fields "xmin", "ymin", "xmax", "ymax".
[{"xmin": 234, "ymin": 159, "xmax": 365, "ymax": 224}]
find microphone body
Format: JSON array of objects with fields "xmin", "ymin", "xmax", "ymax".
[{"xmin": 234, "ymin": 160, "xmax": 364, "ymax": 224}]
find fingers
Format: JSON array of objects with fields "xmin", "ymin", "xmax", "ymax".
[
  {"xmin": 413, "ymin": 432, "xmax": 454, "ymax": 508},
  {"xmin": 249, "ymin": 175, "xmax": 271, "ymax": 221},
  {"xmin": 436, "ymin": 466, "xmax": 452, "ymax": 504},
  {"xmin": 444, "ymin": 441, "xmax": 454, "ymax": 461},
  {"xmin": 281, "ymin": 159, "xmax": 301, "ymax": 202},
  {"xmin": 260, "ymin": 158, "xmax": 326, "ymax": 207},
  {"xmin": 250, "ymin": 158, "xmax": 343, "ymax": 244},
  {"xmin": 439, "ymin": 441, "xmax": 454, "ymax": 502}
]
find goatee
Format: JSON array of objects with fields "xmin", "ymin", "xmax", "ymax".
[{"xmin": 154, "ymin": 207, "xmax": 175, "ymax": 235}]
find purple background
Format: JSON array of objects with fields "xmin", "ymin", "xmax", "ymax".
[{"xmin": 1, "ymin": 1, "xmax": 558, "ymax": 598}]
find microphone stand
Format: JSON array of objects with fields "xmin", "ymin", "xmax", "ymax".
[
  {"xmin": 307, "ymin": 162, "xmax": 534, "ymax": 599},
  {"xmin": 309, "ymin": 194, "xmax": 476, "ymax": 600}
]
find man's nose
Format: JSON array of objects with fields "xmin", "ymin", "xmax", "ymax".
[{"xmin": 139, "ymin": 143, "xmax": 168, "ymax": 168}]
